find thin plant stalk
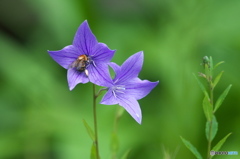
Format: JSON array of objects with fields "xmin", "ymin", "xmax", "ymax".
[
  {"xmin": 93, "ymin": 84, "xmax": 100, "ymax": 159},
  {"xmin": 111, "ymin": 109, "xmax": 119, "ymax": 159},
  {"xmin": 205, "ymin": 58, "xmax": 214, "ymax": 159},
  {"xmin": 207, "ymin": 83, "xmax": 213, "ymax": 159}
]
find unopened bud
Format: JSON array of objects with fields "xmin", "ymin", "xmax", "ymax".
[
  {"xmin": 202, "ymin": 56, "xmax": 210, "ymax": 68},
  {"xmin": 203, "ymin": 56, "xmax": 210, "ymax": 64}
]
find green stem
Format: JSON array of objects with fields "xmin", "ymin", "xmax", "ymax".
[
  {"xmin": 111, "ymin": 108, "xmax": 119, "ymax": 159},
  {"xmin": 207, "ymin": 121, "xmax": 212, "ymax": 159},
  {"xmin": 207, "ymin": 79, "xmax": 214, "ymax": 159},
  {"xmin": 93, "ymin": 84, "xmax": 100, "ymax": 159}
]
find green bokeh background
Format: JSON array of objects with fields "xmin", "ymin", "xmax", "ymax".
[{"xmin": 0, "ymin": 0, "xmax": 240, "ymax": 158}]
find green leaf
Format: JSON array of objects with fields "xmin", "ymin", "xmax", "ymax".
[
  {"xmin": 213, "ymin": 71, "xmax": 224, "ymax": 88},
  {"xmin": 212, "ymin": 133, "xmax": 232, "ymax": 152},
  {"xmin": 203, "ymin": 96, "xmax": 213, "ymax": 121},
  {"xmin": 214, "ymin": 85, "xmax": 232, "ymax": 112},
  {"xmin": 82, "ymin": 119, "xmax": 95, "ymax": 141},
  {"xmin": 121, "ymin": 149, "xmax": 131, "ymax": 159},
  {"xmin": 193, "ymin": 73, "xmax": 209, "ymax": 99},
  {"xmin": 180, "ymin": 136, "xmax": 202, "ymax": 159},
  {"xmin": 110, "ymin": 132, "xmax": 119, "ymax": 154},
  {"xmin": 90, "ymin": 142, "xmax": 97, "ymax": 159},
  {"xmin": 213, "ymin": 61, "xmax": 225, "ymax": 70},
  {"xmin": 205, "ymin": 116, "xmax": 218, "ymax": 142}
]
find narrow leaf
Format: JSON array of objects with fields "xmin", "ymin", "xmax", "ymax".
[
  {"xmin": 213, "ymin": 61, "xmax": 224, "ymax": 70},
  {"xmin": 193, "ymin": 73, "xmax": 209, "ymax": 99},
  {"xmin": 212, "ymin": 133, "xmax": 232, "ymax": 152},
  {"xmin": 213, "ymin": 71, "xmax": 224, "ymax": 88},
  {"xmin": 205, "ymin": 116, "xmax": 218, "ymax": 142},
  {"xmin": 91, "ymin": 142, "xmax": 97, "ymax": 159},
  {"xmin": 203, "ymin": 96, "xmax": 213, "ymax": 121},
  {"xmin": 82, "ymin": 119, "xmax": 95, "ymax": 141},
  {"xmin": 121, "ymin": 149, "xmax": 131, "ymax": 159},
  {"xmin": 180, "ymin": 136, "xmax": 202, "ymax": 159},
  {"xmin": 214, "ymin": 84, "xmax": 232, "ymax": 112}
]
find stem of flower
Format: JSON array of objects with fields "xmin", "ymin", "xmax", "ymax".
[
  {"xmin": 207, "ymin": 63, "xmax": 214, "ymax": 159},
  {"xmin": 207, "ymin": 86, "xmax": 213, "ymax": 159},
  {"xmin": 93, "ymin": 84, "xmax": 100, "ymax": 159},
  {"xmin": 111, "ymin": 108, "xmax": 119, "ymax": 159}
]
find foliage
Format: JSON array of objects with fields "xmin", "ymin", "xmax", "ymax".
[{"xmin": 181, "ymin": 57, "xmax": 232, "ymax": 159}]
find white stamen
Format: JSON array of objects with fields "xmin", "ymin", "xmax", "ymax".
[
  {"xmin": 112, "ymin": 90, "xmax": 116, "ymax": 98},
  {"xmin": 85, "ymin": 69, "xmax": 89, "ymax": 76},
  {"xmin": 111, "ymin": 85, "xmax": 126, "ymax": 98},
  {"xmin": 116, "ymin": 86, "xmax": 125, "ymax": 90}
]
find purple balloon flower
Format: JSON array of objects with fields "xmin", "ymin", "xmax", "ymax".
[
  {"xmin": 100, "ymin": 52, "xmax": 159, "ymax": 124},
  {"xmin": 48, "ymin": 20, "xmax": 115, "ymax": 90}
]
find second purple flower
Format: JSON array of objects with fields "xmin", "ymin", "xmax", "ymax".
[{"xmin": 100, "ymin": 52, "xmax": 159, "ymax": 124}]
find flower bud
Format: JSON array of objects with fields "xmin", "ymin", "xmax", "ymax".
[{"xmin": 202, "ymin": 56, "xmax": 210, "ymax": 68}]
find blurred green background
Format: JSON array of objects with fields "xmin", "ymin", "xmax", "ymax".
[{"xmin": 0, "ymin": 0, "xmax": 240, "ymax": 158}]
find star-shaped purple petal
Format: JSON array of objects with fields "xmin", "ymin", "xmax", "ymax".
[
  {"xmin": 100, "ymin": 52, "xmax": 159, "ymax": 124},
  {"xmin": 48, "ymin": 20, "xmax": 115, "ymax": 90}
]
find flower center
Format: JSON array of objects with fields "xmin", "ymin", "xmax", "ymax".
[{"xmin": 112, "ymin": 85, "xmax": 125, "ymax": 98}]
